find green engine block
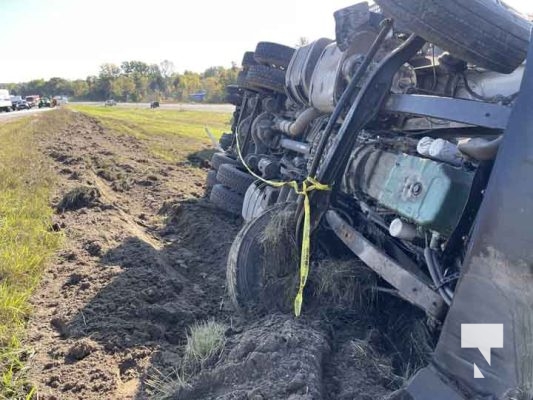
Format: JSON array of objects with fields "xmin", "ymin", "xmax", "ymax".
[{"xmin": 343, "ymin": 147, "xmax": 475, "ymax": 235}]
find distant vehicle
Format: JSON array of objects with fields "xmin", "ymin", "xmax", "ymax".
[
  {"xmin": 25, "ymin": 95, "xmax": 40, "ymax": 108},
  {"xmin": 150, "ymin": 101, "xmax": 160, "ymax": 109},
  {"xmin": 10, "ymin": 96, "xmax": 23, "ymax": 111},
  {"xmin": 104, "ymin": 99, "xmax": 117, "ymax": 107},
  {"xmin": 189, "ymin": 90, "xmax": 207, "ymax": 102},
  {"xmin": 38, "ymin": 97, "xmax": 52, "ymax": 108},
  {"xmin": 0, "ymin": 89, "xmax": 12, "ymax": 112},
  {"xmin": 53, "ymin": 96, "xmax": 68, "ymax": 106},
  {"xmin": 14, "ymin": 99, "xmax": 30, "ymax": 111}
]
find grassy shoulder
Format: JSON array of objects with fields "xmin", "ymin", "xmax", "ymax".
[
  {"xmin": 70, "ymin": 105, "xmax": 232, "ymax": 163},
  {"xmin": 0, "ymin": 114, "xmax": 63, "ymax": 398}
]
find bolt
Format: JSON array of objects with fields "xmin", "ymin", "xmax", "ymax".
[{"xmin": 411, "ymin": 182, "xmax": 423, "ymax": 196}]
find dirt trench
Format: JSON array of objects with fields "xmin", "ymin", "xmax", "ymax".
[{"xmin": 27, "ymin": 111, "xmax": 397, "ymax": 400}]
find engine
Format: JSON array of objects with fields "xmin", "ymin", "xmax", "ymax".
[
  {"xmin": 342, "ymin": 143, "xmax": 475, "ymax": 236},
  {"xmin": 216, "ymin": 1, "xmax": 523, "ymax": 311},
  {"xmin": 234, "ymin": 2, "xmax": 522, "ymax": 237}
]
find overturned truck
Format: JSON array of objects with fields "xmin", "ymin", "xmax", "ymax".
[{"xmin": 208, "ymin": 1, "xmax": 533, "ymax": 398}]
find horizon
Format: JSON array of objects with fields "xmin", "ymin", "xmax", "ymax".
[{"xmin": 2, "ymin": 0, "xmax": 532, "ymax": 83}]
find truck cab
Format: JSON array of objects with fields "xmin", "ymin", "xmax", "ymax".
[{"xmin": 0, "ymin": 89, "xmax": 12, "ymax": 112}]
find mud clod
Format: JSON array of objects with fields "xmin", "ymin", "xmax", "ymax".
[
  {"xmin": 66, "ymin": 339, "xmax": 99, "ymax": 361},
  {"xmin": 50, "ymin": 317, "xmax": 70, "ymax": 338},
  {"xmin": 83, "ymin": 240, "xmax": 102, "ymax": 257},
  {"xmin": 57, "ymin": 186, "xmax": 100, "ymax": 212}
]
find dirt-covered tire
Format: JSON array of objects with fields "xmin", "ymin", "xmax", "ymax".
[
  {"xmin": 227, "ymin": 212, "xmax": 268, "ymax": 311},
  {"xmin": 210, "ymin": 152, "xmax": 240, "ymax": 170},
  {"xmin": 227, "ymin": 203, "xmax": 298, "ymax": 313},
  {"xmin": 254, "ymin": 42, "xmax": 295, "ymax": 69},
  {"xmin": 375, "ymin": 0, "xmax": 531, "ymax": 74},
  {"xmin": 205, "ymin": 170, "xmax": 218, "ymax": 190},
  {"xmin": 241, "ymin": 51, "xmax": 257, "ymax": 68},
  {"xmin": 219, "ymin": 133, "xmax": 234, "ymax": 150},
  {"xmin": 226, "ymin": 205, "xmax": 282, "ymax": 312},
  {"xmin": 209, "ymin": 184, "xmax": 243, "ymax": 216},
  {"xmin": 216, "ymin": 164, "xmax": 256, "ymax": 195},
  {"xmin": 243, "ymin": 65, "xmax": 286, "ymax": 94}
]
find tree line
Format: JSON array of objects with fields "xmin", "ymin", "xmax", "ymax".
[{"xmin": 4, "ymin": 60, "xmax": 239, "ymax": 103}]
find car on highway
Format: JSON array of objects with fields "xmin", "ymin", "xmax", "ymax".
[
  {"xmin": 105, "ymin": 99, "xmax": 117, "ymax": 107},
  {"xmin": 10, "ymin": 96, "xmax": 23, "ymax": 111},
  {"xmin": 53, "ymin": 96, "xmax": 68, "ymax": 106},
  {"xmin": 38, "ymin": 97, "xmax": 52, "ymax": 108},
  {"xmin": 15, "ymin": 100, "xmax": 30, "ymax": 110},
  {"xmin": 25, "ymin": 95, "xmax": 40, "ymax": 108},
  {"xmin": 0, "ymin": 89, "xmax": 12, "ymax": 112}
]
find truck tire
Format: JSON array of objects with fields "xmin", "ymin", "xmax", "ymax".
[
  {"xmin": 254, "ymin": 42, "xmax": 295, "ymax": 69},
  {"xmin": 219, "ymin": 133, "xmax": 234, "ymax": 150},
  {"xmin": 236, "ymin": 71, "xmax": 247, "ymax": 88},
  {"xmin": 227, "ymin": 203, "xmax": 297, "ymax": 313},
  {"xmin": 225, "ymin": 85, "xmax": 242, "ymax": 106},
  {"xmin": 244, "ymin": 65, "xmax": 286, "ymax": 94},
  {"xmin": 216, "ymin": 164, "xmax": 256, "ymax": 195},
  {"xmin": 227, "ymin": 211, "xmax": 268, "ymax": 312},
  {"xmin": 209, "ymin": 184, "xmax": 243, "ymax": 216},
  {"xmin": 242, "ymin": 51, "xmax": 257, "ymax": 68},
  {"xmin": 205, "ymin": 170, "xmax": 218, "ymax": 190},
  {"xmin": 210, "ymin": 152, "xmax": 240, "ymax": 170},
  {"xmin": 375, "ymin": 0, "xmax": 531, "ymax": 74}
]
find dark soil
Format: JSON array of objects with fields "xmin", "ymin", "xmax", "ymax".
[{"xmin": 26, "ymin": 111, "xmax": 402, "ymax": 400}]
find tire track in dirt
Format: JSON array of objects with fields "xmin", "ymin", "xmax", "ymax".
[{"xmin": 26, "ymin": 111, "xmax": 240, "ymax": 399}]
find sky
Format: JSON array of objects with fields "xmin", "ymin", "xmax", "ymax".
[{"xmin": 2, "ymin": 0, "xmax": 532, "ymax": 83}]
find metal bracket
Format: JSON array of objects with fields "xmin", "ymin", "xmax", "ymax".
[
  {"xmin": 326, "ymin": 210, "xmax": 445, "ymax": 320},
  {"xmin": 317, "ymin": 34, "xmax": 426, "ymax": 184},
  {"xmin": 383, "ymin": 94, "xmax": 512, "ymax": 130}
]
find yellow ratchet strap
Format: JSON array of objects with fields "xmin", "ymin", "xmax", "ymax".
[{"xmin": 233, "ymin": 130, "xmax": 330, "ymax": 317}]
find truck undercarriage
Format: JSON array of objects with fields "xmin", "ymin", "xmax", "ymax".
[{"xmin": 207, "ymin": 1, "xmax": 533, "ymax": 397}]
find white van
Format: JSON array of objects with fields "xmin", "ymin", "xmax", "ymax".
[{"xmin": 0, "ymin": 89, "xmax": 12, "ymax": 112}]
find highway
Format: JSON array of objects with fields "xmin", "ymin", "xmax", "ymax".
[{"xmin": 0, "ymin": 107, "xmax": 55, "ymax": 122}]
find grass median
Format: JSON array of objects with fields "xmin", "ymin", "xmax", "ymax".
[
  {"xmin": 70, "ymin": 105, "xmax": 232, "ymax": 163},
  {"xmin": 0, "ymin": 114, "xmax": 63, "ymax": 398}
]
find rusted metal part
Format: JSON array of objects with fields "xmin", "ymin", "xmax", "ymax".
[{"xmin": 326, "ymin": 210, "xmax": 445, "ymax": 320}]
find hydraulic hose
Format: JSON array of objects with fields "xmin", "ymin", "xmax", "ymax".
[
  {"xmin": 458, "ymin": 136, "xmax": 503, "ymax": 161},
  {"xmin": 424, "ymin": 247, "xmax": 453, "ymax": 306},
  {"xmin": 274, "ymin": 107, "xmax": 323, "ymax": 138}
]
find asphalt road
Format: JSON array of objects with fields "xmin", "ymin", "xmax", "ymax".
[
  {"xmin": 0, "ymin": 107, "xmax": 55, "ymax": 122},
  {"xmin": 72, "ymin": 102, "xmax": 235, "ymax": 113}
]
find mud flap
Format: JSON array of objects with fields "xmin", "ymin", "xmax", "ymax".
[{"xmin": 406, "ymin": 31, "xmax": 533, "ymax": 399}]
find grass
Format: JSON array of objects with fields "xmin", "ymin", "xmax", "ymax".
[
  {"xmin": 184, "ymin": 320, "xmax": 227, "ymax": 366},
  {"xmin": 0, "ymin": 113, "xmax": 64, "ymax": 398},
  {"xmin": 350, "ymin": 337, "xmax": 396, "ymax": 386},
  {"xmin": 312, "ymin": 259, "xmax": 378, "ymax": 310},
  {"xmin": 70, "ymin": 105, "xmax": 232, "ymax": 163},
  {"xmin": 146, "ymin": 319, "xmax": 227, "ymax": 400}
]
